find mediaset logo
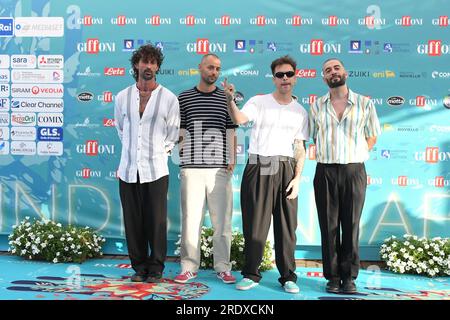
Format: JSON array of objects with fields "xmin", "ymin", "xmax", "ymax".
[
  {"xmin": 299, "ymin": 39, "xmax": 341, "ymax": 55},
  {"xmin": 78, "ymin": 16, "xmax": 103, "ymax": 26},
  {"xmin": 186, "ymin": 39, "xmax": 227, "ymax": 54},
  {"xmin": 77, "ymin": 38, "xmax": 116, "ymax": 54},
  {"xmin": 145, "ymin": 15, "xmax": 172, "ymax": 26},
  {"xmin": 111, "ymin": 15, "xmax": 137, "ymax": 25},
  {"xmin": 321, "ymin": 16, "xmax": 349, "ymax": 26},
  {"xmin": 417, "ymin": 40, "xmax": 449, "ymax": 56},
  {"xmin": 214, "ymin": 15, "xmax": 241, "ymax": 26},
  {"xmin": 0, "ymin": 17, "xmax": 14, "ymax": 37},
  {"xmin": 249, "ymin": 15, "xmax": 277, "ymax": 26},
  {"xmin": 179, "ymin": 15, "xmax": 207, "ymax": 25},
  {"xmin": 395, "ymin": 16, "xmax": 423, "ymax": 26},
  {"xmin": 14, "ymin": 17, "xmax": 64, "ymax": 37},
  {"xmin": 285, "ymin": 15, "xmax": 313, "ymax": 26}
]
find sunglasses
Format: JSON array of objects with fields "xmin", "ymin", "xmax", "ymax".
[{"xmin": 274, "ymin": 71, "xmax": 296, "ymax": 79}]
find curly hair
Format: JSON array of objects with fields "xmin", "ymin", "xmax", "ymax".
[
  {"xmin": 130, "ymin": 44, "xmax": 164, "ymax": 81},
  {"xmin": 270, "ymin": 55, "xmax": 297, "ymax": 75}
]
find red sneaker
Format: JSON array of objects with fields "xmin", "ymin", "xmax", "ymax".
[
  {"xmin": 217, "ymin": 271, "xmax": 236, "ymax": 284},
  {"xmin": 174, "ymin": 271, "xmax": 197, "ymax": 283}
]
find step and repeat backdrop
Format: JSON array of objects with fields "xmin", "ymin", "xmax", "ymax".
[{"xmin": 0, "ymin": 0, "xmax": 449, "ymax": 254}]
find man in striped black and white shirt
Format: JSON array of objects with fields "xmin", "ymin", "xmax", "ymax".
[
  {"xmin": 309, "ymin": 58, "xmax": 381, "ymax": 294},
  {"xmin": 174, "ymin": 54, "xmax": 238, "ymax": 284},
  {"xmin": 114, "ymin": 44, "xmax": 180, "ymax": 283}
]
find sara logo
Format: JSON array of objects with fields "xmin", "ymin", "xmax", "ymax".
[
  {"xmin": 38, "ymin": 127, "xmax": 63, "ymax": 141},
  {"xmin": 0, "ymin": 18, "xmax": 14, "ymax": 37}
]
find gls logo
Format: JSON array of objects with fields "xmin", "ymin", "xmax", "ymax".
[
  {"xmin": 38, "ymin": 127, "xmax": 63, "ymax": 141},
  {"xmin": 0, "ymin": 18, "xmax": 14, "ymax": 37}
]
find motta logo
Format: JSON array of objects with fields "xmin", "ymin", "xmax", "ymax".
[
  {"xmin": 111, "ymin": 15, "xmax": 137, "ymax": 25},
  {"xmin": 214, "ymin": 15, "xmax": 241, "ymax": 25},
  {"xmin": 77, "ymin": 38, "xmax": 116, "ymax": 54},
  {"xmin": 145, "ymin": 15, "xmax": 172, "ymax": 25},
  {"xmin": 286, "ymin": 15, "xmax": 313, "ymax": 26},
  {"xmin": 179, "ymin": 15, "xmax": 206, "ymax": 25},
  {"xmin": 79, "ymin": 16, "xmax": 103, "ymax": 26},
  {"xmin": 417, "ymin": 40, "xmax": 449, "ymax": 56},
  {"xmin": 296, "ymin": 69, "xmax": 316, "ymax": 78},
  {"xmin": 250, "ymin": 15, "xmax": 277, "ymax": 26},
  {"xmin": 395, "ymin": 16, "xmax": 423, "ymax": 26},
  {"xmin": 299, "ymin": 39, "xmax": 341, "ymax": 55},
  {"xmin": 321, "ymin": 16, "xmax": 350, "ymax": 26},
  {"xmin": 387, "ymin": 96, "xmax": 405, "ymax": 106},
  {"xmin": 104, "ymin": 67, "xmax": 125, "ymax": 76},
  {"xmin": 77, "ymin": 92, "xmax": 94, "ymax": 102},
  {"xmin": 308, "ymin": 144, "xmax": 316, "ymax": 160},
  {"xmin": 432, "ymin": 16, "xmax": 449, "ymax": 26}
]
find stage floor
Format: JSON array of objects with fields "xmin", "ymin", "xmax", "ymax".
[{"xmin": 0, "ymin": 255, "xmax": 448, "ymax": 300}]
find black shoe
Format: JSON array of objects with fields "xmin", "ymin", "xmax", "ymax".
[
  {"xmin": 146, "ymin": 272, "xmax": 163, "ymax": 283},
  {"xmin": 340, "ymin": 279, "xmax": 357, "ymax": 294},
  {"xmin": 325, "ymin": 279, "xmax": 341, "ymax": 294},
  {"xmin": 130, "ymin": 272, "xmax": 148, "ymax": 282}
]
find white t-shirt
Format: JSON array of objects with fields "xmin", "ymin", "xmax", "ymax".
[{"xmin": 241, "ymin": 94, "xmax": 309, "ymax": 157}]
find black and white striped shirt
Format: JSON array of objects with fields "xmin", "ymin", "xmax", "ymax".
[
  {"xmin": 114, "ymin": 84, "xmax": 180, "ymax": 183},
  {"xmin": 178, "ymin": 87, "xmax": 237, "ymax": 168}
]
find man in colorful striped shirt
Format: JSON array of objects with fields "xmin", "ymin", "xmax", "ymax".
[{"xmin": 309, "ymin": 58, "xmax": 381, "ymax": 294}]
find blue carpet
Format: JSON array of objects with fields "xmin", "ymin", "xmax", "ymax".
[{"xmin": 0, "ymin": 256, "xmax": 448, "ymax": 300}]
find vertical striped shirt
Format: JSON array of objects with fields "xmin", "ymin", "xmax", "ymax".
[
  {"xmin": 178, "ymin": 87, "xmax": 237, "ymax": 168},
  {"xmin": 309, "ymin": 89, "xmax": 381, "ymax": 164},
  {"xmin": 114, "ymin": 84, "xmax": 180, "ymax": 183}
]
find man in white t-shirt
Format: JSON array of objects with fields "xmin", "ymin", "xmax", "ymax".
[{"xmin": 223, "ymin": 55, "xmax": 309, "ymax": 293}]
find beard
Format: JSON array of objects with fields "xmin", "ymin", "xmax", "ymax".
[
  {"xmin": 327, "ymin": 75, "xmax": 346, "ymax": 88},
  {"xmin": 202, "ymin": 75, "xmax": 218, "ymax": 85},
  {"xmin": 140, "ymin": 69, "xmax": 155, "ymax": 81}
]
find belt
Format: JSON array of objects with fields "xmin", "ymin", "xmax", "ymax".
[{"xmin": 248, "ymin": 153, "xmax": 293, "ymax": 162}]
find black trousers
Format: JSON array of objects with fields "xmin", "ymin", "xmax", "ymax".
[
  {"xmin": 313, "ymin": 163, "xmax": 367, "ymax": 281},
  {"xmin": 240, "ymin": 155, "xmax": 298, "ymax": 285},
  {"xmin": 119, "ymin": 174, "xmax": 169, "ymax": 274}
]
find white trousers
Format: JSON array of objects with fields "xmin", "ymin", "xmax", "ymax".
[{"xmin": 180, "ymin": 168, "xmax": 233, "ymax": 273}]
